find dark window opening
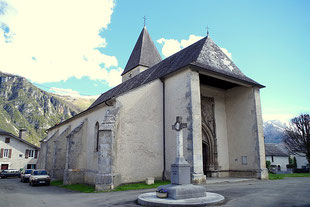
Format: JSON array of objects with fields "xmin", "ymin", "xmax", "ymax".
[
  {"xmin": 95, "ymin": 122, "xmax": 99, "ymax": 152},
  {"xmin": 5, "ymin": 138, "xmax": 10, "ymax": 143}
]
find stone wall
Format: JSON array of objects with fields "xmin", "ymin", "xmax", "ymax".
[
  {"xmin": 52, "ymin": 126, "xmax": 71, "ymax": 180},
  {"xmin": 115, "ymin": 79, "xmax": 164, "ymax": 183},
  {"xmin": 226, "ymin": 86, "xmax": 267, "ymax": 178},
  {"xmin": 165, "ymin": 68, "xmax": 205, "ymax": 184}
]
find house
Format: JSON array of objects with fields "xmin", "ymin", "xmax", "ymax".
[
  {"xmin": 37, "ymin": 26, "xmax": 268, "ymax": 190},
  {"xmin": 265, "ymin": 143, "xmax": 289, "ymax": 171},
  {"xmin": 0, "ymin": 129, "xmax": 39, "ymax": 170}
]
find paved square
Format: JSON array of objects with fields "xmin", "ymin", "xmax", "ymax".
[{"xmin": 1, "ymin": 178, "xmax": 310, "ymax": 207}]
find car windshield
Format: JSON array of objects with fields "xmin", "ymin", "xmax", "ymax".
[
  {"xmin": 25, "ymin": 170, "xmax": 32, "ymax": 174},
  {"xmin": 33, "ymin": 171, "xmax": 39, "ymax": 175},
  {"xmin": 39, "ymin": 171, "xmax": 47, "ymax": 175}
]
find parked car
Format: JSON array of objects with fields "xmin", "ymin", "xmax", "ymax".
[
  {"xmin": 20, "ymin": 169, "xmax": 34, "ymax": 183},
  {"xmin": 29, "ymin": 170, "xmax": 50, "ymax": 186},
  {"xmin": 0, "ymin": 169, "xmax": 21, "ymax": 178}
]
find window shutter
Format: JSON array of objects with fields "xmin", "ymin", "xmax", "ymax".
[
  {"xmin": 34, "ymin": 150, "xmax": 38, "ymax": 159},
  {"xmin": 0, "ymin": 148, "xmax": 3, "ymax": 158},
  {"xmin": 8, "ymin": 149, "xmax": 12, "ymax": 158},
  {"xmin": 25, "ymin": 149, "xmax": 29, "ymax": 159}
]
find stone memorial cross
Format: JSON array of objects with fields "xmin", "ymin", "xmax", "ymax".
[{"xmin": 172, "ymin": 116, "xmax": 187, "ymax": 159}]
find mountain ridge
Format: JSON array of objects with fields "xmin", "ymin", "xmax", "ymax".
[{"xmin": 0, "ymin": 71, "xmax": 94, "ymax": 145}]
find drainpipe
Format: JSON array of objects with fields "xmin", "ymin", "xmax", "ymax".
[{"xmin": 160, "ymin": 78, "xmax": 166, "ymax": 181}]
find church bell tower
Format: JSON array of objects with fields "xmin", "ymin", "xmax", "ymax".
[{"xmin": 121, "ymin": 27, "xmax": 162, "ymax": 82}]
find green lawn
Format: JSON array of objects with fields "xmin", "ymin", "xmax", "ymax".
[
  {"xmin": 269, "ymin": 173, "xmax": 310, "ymax": 180},
  {"xmin": 51, "ymin": 181, "xmax": 95, "ymax": 193},
  {"xmin": 111, "ymin": 180, "xmax": 170, "ymax": 192},
  {"xmin": 51, "ymin": 180, "xmax": 170, "ymax": 193}
]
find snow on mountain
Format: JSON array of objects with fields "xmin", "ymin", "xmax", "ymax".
[{"xmin": 263, "ymin": 120, "xmax": 287, "ymax": 143}]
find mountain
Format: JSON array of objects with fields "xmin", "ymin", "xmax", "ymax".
[
  {"xmin": 0, "ymin": 71, "xmax": 94, "ymax": 146},
  {"xmin": 263, "ymin": 120, "xmax": 287, "ymax": 143}
]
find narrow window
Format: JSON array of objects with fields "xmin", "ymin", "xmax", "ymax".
[
  {"xmin": 95, "ymin": 122, "xmax": 99, "ymax": 152},
  {"xmin": 3, "ymin": 149, "xmax": 9, "ymax": 158},
  {"xmin": 28, "ymin": 150, "xmax": 34, "ymax": 158},
  {"xmin": 5, "ymin": 138, "xmax": 10, "ymax": 143},
  {"xmin": 271, "ymin": 155, "xmax": 274, "ymax": 162},
  {"xmin": 242, "ymin": 156, "xmax": 247, "ymax": 165}
]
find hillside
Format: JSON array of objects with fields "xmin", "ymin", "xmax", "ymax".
[
  {"xmin": 0, "ymin": 71, "xmax": 94, "ymax": 145},
  {"xmin": 263, "ymin": 120, "xmax": 287, "ymax": 143}
]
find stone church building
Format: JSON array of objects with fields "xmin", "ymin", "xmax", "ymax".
[{"xmin": 37, "ymin": 27, "xmax": 268, "ymax": 190}]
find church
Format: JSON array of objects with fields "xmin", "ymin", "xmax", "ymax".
[{"xmin": 37, "ymin": 26, "xmax": 268, "ymax": 190}]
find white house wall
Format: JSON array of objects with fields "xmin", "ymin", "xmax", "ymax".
[
  {"xmin": 0, "ymin": 135, "xmax": 37, "ymax": 170},
  {"xmin": 266, "ymin": 155, "xmax": 289, "ymax": 171}
]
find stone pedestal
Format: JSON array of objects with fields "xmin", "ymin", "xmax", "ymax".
[{"xmin": 171, "ymin": 157, "xmax": 191, "ymax": 185}]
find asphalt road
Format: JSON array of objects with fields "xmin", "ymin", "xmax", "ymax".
[{"xmin": 0, "ymin": 177, "xmax": 310, "ymax": 207}]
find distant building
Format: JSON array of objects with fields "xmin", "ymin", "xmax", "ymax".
[
  {"xmin": 0, "ymin": 129, "xmax": 39, "ymax": 170},
  {"xmin": 295, "ymin": 154, "xmax": 309, "ymax": 170},
  {"xmin": 265, "ymin": 143, "xmax": 289, "ymax": 171}
]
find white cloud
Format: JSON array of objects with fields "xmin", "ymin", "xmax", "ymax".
[
  {"xmin": 220, "ymin": 47, "xmax": 232, "ymax": 59},
  {"xmin": 157, "ymin": 35, "xmax": 204, "ymax": 57},
  {"xmin": 262, "ymin": 114, "xmax": 294, "ymax": 125},
  {"xmin": 0, "ymin": 0, "xmax": 122, "ymax": 87},
  {"xmin": 50, "ymin": 87, "xmax": 99, "ymax": 99},
  {"xmin": 157, "ymin": 34, "xmax": 233, "ymax": 60}
]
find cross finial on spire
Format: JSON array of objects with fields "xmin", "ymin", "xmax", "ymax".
[
  {"xmin": 143, "ymin": 16, "xmax": 146, "ymax": 27},
  {"xmin": 206, "ymin": 26, "xmax": 210, "ymax": 36}
]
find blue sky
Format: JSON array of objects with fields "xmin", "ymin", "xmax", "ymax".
[{"xmin": 0, "ymin": 0, "xmax": 309, "ymax": 122}]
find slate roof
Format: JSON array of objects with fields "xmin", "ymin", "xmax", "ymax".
[
  {"xmin": 121, "ymin": 27, "xmax": 162, "ymax": 75},
  {"xmin": 265, "ymin": 143, "xmax": 288, "ymax": 157},
  {"xmin": 89, "ymin": 36, "xmax": 264, "ymax": 109},
  {"xmin": 0, "ymin": 128, "xmax": 39, "ymax": 149}
]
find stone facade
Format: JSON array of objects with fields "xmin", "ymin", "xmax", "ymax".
[{"xmin": 38, "ymin": 28, "xmax": 268, "ymax": 189}]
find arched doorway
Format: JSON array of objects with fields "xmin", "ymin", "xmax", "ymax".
[{"xmin": 201, "ymin": 96, "xmax": 218, "ymax": 177}]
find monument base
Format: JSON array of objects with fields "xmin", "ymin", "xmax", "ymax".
[
  {"xmin": 157, "ymin": 184, "xmax": 206, "ymax": 200},
  {"xmin": 138, "ymin": 192, "xmax": 225, "ymax": 207}
]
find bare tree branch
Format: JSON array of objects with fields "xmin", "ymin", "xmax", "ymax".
[{"xmin": 284, "ymin": 114, "xmax": 310, "ymax": 164}]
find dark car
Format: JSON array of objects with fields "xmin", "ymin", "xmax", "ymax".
[
  {"xmin": 20, "ymin": 169, "xmax": 34, "ymax": 183},
  {"xmin": 29, "ymin": 170, "xmax": 50, "ymax": 186},
  {"xmin": 0, "ymin": 169, "xmax": 21, "ymax": 178}
]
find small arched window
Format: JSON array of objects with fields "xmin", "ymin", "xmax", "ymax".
[{"xmin": 95, "ymin": 122, "xmax": 99, "ymax": 152}]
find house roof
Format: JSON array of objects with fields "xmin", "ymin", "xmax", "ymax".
[
  {"xmin": 121, "ymin": 27, "xmax": 162, "ymax": 75},
  {"xmin": 265, "ymin": 143, "xmax": 288, "ymax": 157},
  {"xmin": 0, "ymin": 129, "xmax": 39, "ymax": 149},
  {"xmin": 89, "ymin": 35, "xmax": 264, "ymax": 109}
]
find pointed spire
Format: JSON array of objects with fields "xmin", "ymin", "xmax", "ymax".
[{"xmin": 121, "ymin": 27, "xmax": 162, "ymax": 76}]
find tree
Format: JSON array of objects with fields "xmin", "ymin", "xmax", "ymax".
[{"xmin": 284, "ymin": 114, "xmax": 310, "ymax": 165}]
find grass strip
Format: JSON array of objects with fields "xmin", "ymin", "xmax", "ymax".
[
  {"xmin": 269, "ymin": 173, "xmax": 310, "ymax": 180},
  {"xmin": 51, "ymin": 181, "xmax": 95, "ymax": 193},
  {"xmin": 111, "ymin": 180, "xmax": 170, "ymax": 192},
  {"xmin": 51, "ymin": 180, "xmax": 170, "ymax": 193}
]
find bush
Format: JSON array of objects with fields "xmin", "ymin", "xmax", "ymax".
[{"xmin": 266, "ymin": 161, "xmax": 271, "ymax": 170}]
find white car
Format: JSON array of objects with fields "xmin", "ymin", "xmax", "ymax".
[
  {"xmin": 20, "ymin": 169, "xmax": 34, "ymax": 183},
  {"xmin": 29, "ymin": 170, "xmax": 50, "ymax": 186}
]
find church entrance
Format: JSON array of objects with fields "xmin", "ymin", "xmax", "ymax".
[{"xmin": 201, "ymin": 96, "xmax": 218, "ymax": 177}]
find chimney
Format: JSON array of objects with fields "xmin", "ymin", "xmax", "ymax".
[{"xmin": 19, "ymin": 129, "xmax": 26, "ymax": 139}]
